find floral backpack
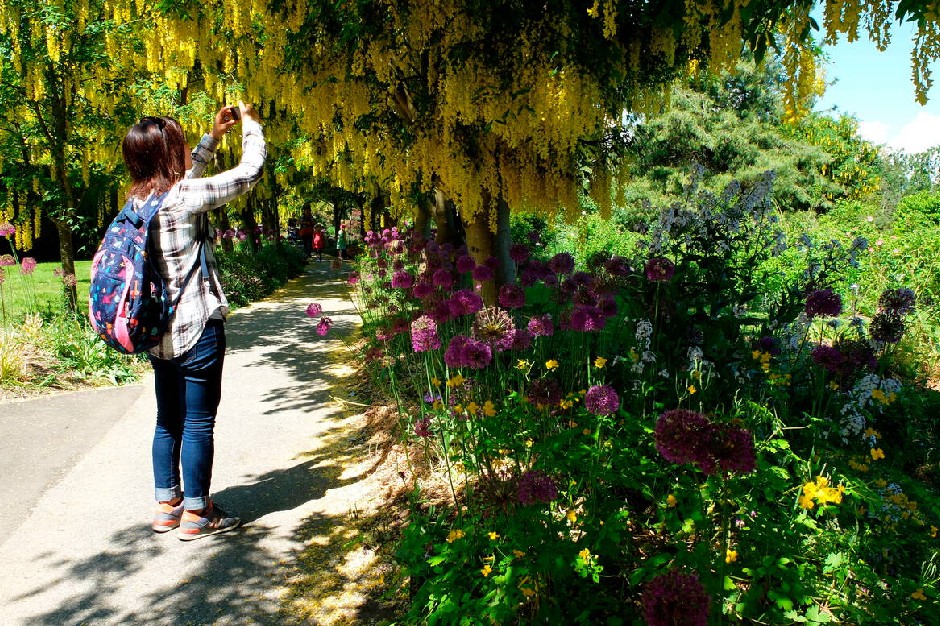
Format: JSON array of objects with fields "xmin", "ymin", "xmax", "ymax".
[{"xmin": 88, "ymin": 193, "xmax": 199, "ymax": 354}]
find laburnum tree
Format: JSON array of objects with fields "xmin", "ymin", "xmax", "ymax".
[{"xmin": 134, "ymin": 0, "xmax": 938, "ymax": 298}]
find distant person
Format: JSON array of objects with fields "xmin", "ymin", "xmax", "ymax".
[
  {"xmin": 312, "ymin": 224, "xmax": 325, "ymax": 261},
  {"xmin": 121, "ymin": 102, "xmax": 266, "ymax": 540},
  {"xmin": 336, "ymin": 223, "xmax": 348, "ymax": 262},
  {"xmin": 299, "ymin": 206, "xmax": 314, "ymax": 257}
]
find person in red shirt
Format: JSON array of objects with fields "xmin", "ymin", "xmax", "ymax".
[{"xmin": 312, "ymin": 225, "xmax": 325, "ymax": 261}]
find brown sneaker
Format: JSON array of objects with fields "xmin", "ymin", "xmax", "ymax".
[{"xmin": 178, "ymin": 500, "xmax": 241, "ymax": 541}]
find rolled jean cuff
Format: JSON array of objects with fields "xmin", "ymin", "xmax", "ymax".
[
  {"xmin": 183, "ymin": 495, "xmax": 209, "ymax": 511},
  {"xmin": 155, "ymin": 486, "xmax": 182, "ymax": 502}
]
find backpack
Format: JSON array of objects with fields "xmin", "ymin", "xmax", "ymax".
[{"xmin": 88, "ymin": 193, "xmax": 195, "ymax": 354}]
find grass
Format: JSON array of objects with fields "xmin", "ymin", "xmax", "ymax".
[{"xmin": 0, "ymin": 260, "xmax": 90, "ymax": 323}]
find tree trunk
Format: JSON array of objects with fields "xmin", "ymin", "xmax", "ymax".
[
  {"xmin": 462, "ymin": 201, "xmax": 496, "ymax": 305},
  {"xmin": 414, "ymin": 194, "xmax": 431, "ymax": 241},
  {"xmin": 494, "ymin": 197, "xmax": 514, "ymax": 286},
  {"xmin": 54, "ymin": 219, "xmax": 77, "ymax": 311},
  {"xmin": 241, "ymin": 201, "xmax": 258, "ymax": 252}
]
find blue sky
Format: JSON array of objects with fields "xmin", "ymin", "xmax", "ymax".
[{"xmin": 815, "ymin": 20, "xmax": 940, "ymax": 153}]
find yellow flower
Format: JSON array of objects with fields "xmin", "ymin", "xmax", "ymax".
[
  {"xmin": 578, "ymin": 548, "xmax": 592, "ymax": 561},
  {"xmin": 481, "ymin": 564, "xmax": 492, "ymax": 577},
  {"xmin": 751, "ymin": 350, "xmax": 762, "ymax": 360},
  {"xmin": 725, "ymin": 550, "xmax": 737, "ymax": 564},
  {"xmin": 666, "ymin": 494, "xmax": 677, "ymax": 507},
  {"xmin": 912, "ymin": 588, "xmax": 927, "ymax": 601},
  {"xmin": 446, "ymin": 529, "xmax": 465, "ymax": 543},
  {"xmin": 520, "ymin": 587, "xmax": 536, "ymax": 598},
  {"xmin": 798, "ymin": 493, "xmax": 816, "ymax": 510},
  {"xmin": 569, "ymin": 419, "xmax": 578, "ymax": 428},
  {"xmin": 453, "ymin": 403, "xmax": 464, "ymax": 414},
  {"xmin": 516, "ymin": 359, "xmax": 531, "ymax": 370},
  {"xmin": 567, "ymin": 510, "xmax": 577, "ymax": 523},
  {"xmin": 687, "ymin": 385, "xmax": 697, "ymax": 395},
  {"xmin": 594, "ymin": 356, "xmax": 607, "ymax": 368},
  {"xmin": 466, "ymin": 401, "xmax": 480, "ymax": 414},
  {"xmin": 871, "ymin": 448, "xmax": 885, "ymax": 461},
  {"xmin": 871, "ymin": 388, "xmax": 886, "ymax": 403},
  {"xmin": 629, "ymin": 348, "xmax": 639, "ymax": 362},
  {"xmin": 864, "ymin": 428, "xmax": 880, "ymax": 439},
  {"xmin": 931, "ymin": 526, "xmax": 938, "ymax": 538},
  {"xmin": 446, "ymin": 374, "xmax": 465, "ymax": 388},
  {"xmin": 545, "ymin": 359, "xmax": 559, "ymax": 371},
  {"xmin": 488, "ymin": 531, "xmax": 499, "ymax": 540},
  {"xmin": 512, "ymin": 549, "xmax": 526, "ymax": 558},
  {"xmin": 482, "ymin": 401, "xmax": 497, "ymax": 416},
  {"xmin": 559, "ymin": 399, "xmax": 574, "ymax": 409},
  {"xmin": 525, "ymin": 439, "xmax": 533, "ymax": 448},
  {"xmin": 432, "ymin": 400, "xmax": 444, "ymax": 411},
  {"xmin": 582, "ymin": 428, "xmax": 592, "ymax": 436},
  {"xmin": 431, "ymin": 377, "xmax": 441, "ymax": 387},
  {"xmin": 829, "ymin": 381, "xmax": 840, "ymax": 390}
]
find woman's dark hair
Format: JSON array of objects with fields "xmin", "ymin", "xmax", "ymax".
[{"xmin": 122, "ymin": 116, "xmax": 188, "ymax": 199}]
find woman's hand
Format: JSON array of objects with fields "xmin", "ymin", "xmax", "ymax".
[
  {"xmin": 237, "ymin": 101, "xmax": 260, "ymax": 123},
  {"xmin": 210, "ymin": 106, "xmax": 239, "ymax": 141}
]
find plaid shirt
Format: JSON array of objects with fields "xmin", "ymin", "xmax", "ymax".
[{"xmin": 144, "ymin": 118, "xmax": 266, "ymax": 360}]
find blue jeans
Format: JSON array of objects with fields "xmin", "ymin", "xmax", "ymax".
[{"xmin": 150, "ymin": 320, "xmax": 225, "ymax": 511}]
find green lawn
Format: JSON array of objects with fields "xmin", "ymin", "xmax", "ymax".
[{"xmin": 1, "ymin": 260, "xmax": 91, "ymax": 323}]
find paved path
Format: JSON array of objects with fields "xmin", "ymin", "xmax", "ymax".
[{"xmin": 0, "ymin": 263, "xmax": 379, "ymax": 625}]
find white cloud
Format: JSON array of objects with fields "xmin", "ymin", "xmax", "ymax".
[
  {"xmin": 888, "ymin": 111, "xmax": 940, "ymax": 153},
  {"xmin": 857, "ymin": 120, "xmax": 891, "ymax": 146}
]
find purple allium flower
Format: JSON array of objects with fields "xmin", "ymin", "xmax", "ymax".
[
  {"xmin": 869, "ymin": 312, "xmax": 905, "ymax": 343},
  {"xmin": 444, "ymin": 335, "xmax": 471, "ymax": 368},
  {"xmin": 391, "ymin": 317, "xmax": 411, "ymax": 335},
  {"xmin": 432, "ymin": 268, "xmax": 454, "ymax": 289},
  {"xmin": 391, "ymin": 270, "xmax": 414, "ymax": 289},
  {"xmin": 306, "ymin": 302, "xmax": 323, "ymax": 318},
  {"xmin": 0, "ymin": 222, "xmax": 14, "ymax": 237},
  {"xmin": 716, "ymin": 425, "xmax": 757, "ymax": 474},
  {"xmin": 509, "ymin": 328, "xmax": 532, "ymax": 351},
  {"xmin": 414, "ymin": 417, "xmax": 432, "ymax": 438},
  {"xmin": 448, "ymin": 289, "xmax": 485, "ymax": 317},
  {"xmin": 641, "ymin": 569, "xmax": 711, "ymax": 626},
  {"xmin": 756, "ymin": 336, "xmax": 780, "ymax": 356},
  {"xmin": 548, "ymin": 252, "xmax": 575, "ymax": 275},
  {"xmin": 223, "ymin": 228, "xmax": 236, "ymax": 239},
  {"xmin": 472, "ymin": 307, "xmax": 516, "ymax": 352},
  {"xmin": 838, "ymin": 339, "xmax": 877, "ymax": 371},
  {"xmin": 412, "ymin": 283, "xmax": 433, "ymax": 299},
  {"xmin": 347, "ymin": 272, "xmax": 360, "ymax": 285},
  {"xmin": 460, "ymin": 337, "xmax": 493, "ymax": 369},
  {"xmin": 805, "ymin": 288, "xmax": 843, "ymax": 318},
  {"xmin": 456, "ymin": 255, "xmax": 476, "ymax": 274},
  {"xmin": 810, "ymin": 345, "xmax": 844, "ymax": 373},
  {"xmin": 527, "ymin": 313, "xmax": 554, "ymax": 337},
  {"xmin": 654, "ymin": 409, "xmax": 718, "ymax": 473},
  {"xmin": 604, "ymin": 255, "xmax": 631, "ymax": 277},
  {"xmin": 20, "ymin": 257, "xmax": 36, "ymax": 275},
  {"xmin": 498, "ymin": 284, "xmax": 525, "ymax": 309},
  {"xmin": 519, "ymin": 265, "xmax": 540, "ymax": 287},
  {"xmin": 584, "ymin": 385, "xmax": 620, "ymax": 416},
  {"xmin": 527, "ymin": 377, "xmax": 562, "ymax": 407},
  {"xmin": 598, "ymin": 293, "xmax": 618, "ymax": 317},
  {"xmin": 392, "ymin": 259, "xmax": 405, "ymax": 271},
  {"xmin": 878, "ymin": 288, "xmax": 916, "ymax": 316},
  {"xmin": 431, "ymin": 301, "xmax": 453, "ymax": 323},
  {"xmin": 377, "ymin": 259, "xmax": 388, "ymax": 269},
  {"xmin": 316, "ymin": 317, "xmax": 333, "ymax": 337},
  {"xmin": 411, "ymin": 315, "xmax": 441, "ymax": 353},
  {"xmin": 509, "ymin": 243, "xmax": 530, "ymax": 264},
  {"xmin": 569, "ymin": 306, "xmax": 606, "ymax": 332},
  {"xmin": 516, "ymin": 469, "xmax": 558, "ymax": 505},
  {"xmin": 472, "ymin": 264, "xmax": 495, "ymax": 282},
  {"xmin": 644, "ymin": 257, "xmax": 676, "ymax": 282},
  {"xmin": 377, "ymin": 269, "xmax": 387, "ymax": 279},
  {"xmin": 0, "ymin": 254, "xmax": 15, "ymax": 267}
]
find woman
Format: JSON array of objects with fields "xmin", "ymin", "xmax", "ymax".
[
  {"xmin": 336, "ymin": 222, "xmax": 347, "ymax": 262},
  {"xmin": 121, "ymin": 103, "xmax": 266, "ymax": 540}
]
